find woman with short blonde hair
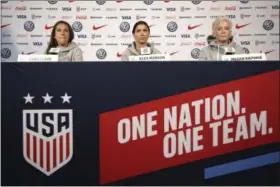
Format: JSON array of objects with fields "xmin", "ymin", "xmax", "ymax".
[{"xmin": 198, "ymin": 16, "xmax": 244, "ymax": 61}]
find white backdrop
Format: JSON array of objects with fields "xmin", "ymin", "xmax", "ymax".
[{"xmin": 1, "ymin": 0, "xmax": 279, "ymax": 62}]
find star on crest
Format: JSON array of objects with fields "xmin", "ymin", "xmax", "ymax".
[
  {"xmin": 23, "ymin": 93, "xmax": 35, "ymax": 104},
  {"xmin": 42, "ymin": 93, "xmax": 53, "ymax": 103},
  {"xmin": 61, "ymin": 93, "xmax": 72, "ymax": 104}
]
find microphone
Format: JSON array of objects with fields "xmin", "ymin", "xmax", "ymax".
[
  {"xmin": 49, "ymin": 47, "xmax": 60, "ymax": 54},
  {"xmin": 224, "ymin": 47, "xmax": 235, "ymax": 55},
  {"xmin": 140, "ymin": 47, "xmax": 151, "ymax": 55},
  {"xmin": 217, "ymin": 45, "xmax": 236, "ymax": 61},
  {"xmin": 219, "ymin": 46, "xmax": 236, "ymax": 55}
]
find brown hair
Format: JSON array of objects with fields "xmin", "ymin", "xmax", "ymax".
[
  {"xmin": 132, "ymin": 21, "xmax": 150, "ymax": 34},
  {"xmin": 45, "ymin": 20, "xmax": 74, "ymax": 54}
]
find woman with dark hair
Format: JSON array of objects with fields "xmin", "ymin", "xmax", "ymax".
[
  {"xmin": 45, "ymin": 20, "xmax": 83, "ymax": 61},
  {"xmin": 121, "ymin": 21, "xmax": 161, "ymax": 61}
]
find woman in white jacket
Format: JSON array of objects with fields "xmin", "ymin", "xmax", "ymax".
[{"xmin": 198, "ymin": 17, "xmax": 244, "ymax": 61}]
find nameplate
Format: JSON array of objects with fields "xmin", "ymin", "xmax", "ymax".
[
  {"xmin": 221, "ymin": 53, "xmax": 267, "ymax": 61},
  {"xmin": 129, "ymin": 54, "xmax": 170, "ymax": 61},
  {"xmin": 18, "ymin": 55, "xmax": 58, "ymax": 62}
]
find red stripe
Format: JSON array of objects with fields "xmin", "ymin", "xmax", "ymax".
[
  {"xmin": 40, "ymin": 139, "xmax": 44, "ymax": 168},
  {"xmin": 66, "ymin": 132, "xmax": 70, "ymax": 158},
  {"xmin": 26, "ymin": 133, "xmax": 30, "ymax": 159},
  {"xmin": 33, "ymin": 136, "xmax": 37, "ymax": 163},
  {"xmin": 46, "ymin": 142, "xmax": 50, "ymax": 172},
  {"xmin": 53, "ymin": 139, "xmax": 57, "ymax": 168},
  {"xmin": 60, "ymin": 135, "xmax": 63, "ymax": 163}
]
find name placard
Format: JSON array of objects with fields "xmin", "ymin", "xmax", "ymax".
[
  {"xmin": 18, "ymin": 54, "xmax": 58, "ymax": 62},
  {"xmin": 221, "ymin": 53, "xmax": 267, "ymax": 61},
  {"xmin": 129, "ymin": 54, "xmax": 170, "ymax": 62}
]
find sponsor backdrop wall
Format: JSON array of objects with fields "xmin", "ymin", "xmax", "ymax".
[{"xmin": 1, "ymin": 0, "xmax": 279, "ymax": 62}]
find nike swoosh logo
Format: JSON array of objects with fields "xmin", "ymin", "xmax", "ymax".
[
  {"xmin": 170, "ymin": 51, "xmax": 179, "ymax": 56},
  {"xmin": 149, "ymin": 24, "xmax": 156, "ymax": 28},
  {"xmin": 21, "ymin": 51, "xmax": 36, "ymax": 55},
  {"xmin": 235, "ymin": 23, "xmax": 251, "ymax": 29},
  {"xmin": 117, "ymin": 52, "xmax": 122, "ymax": 57},
  {"xmin": 45, "ymin": 25, "xmax": 54, "ymax": 30},
  {"xmin": 188, "ymin": 24, "xmax": 202, "ymax": 30},
  {"xmin": 92, "ymin": 24, "xmax": 107, "ymax": 30},
  {"xmin": 1, "ymin": 24, "xmax": 11, "ymax": 28},
  {"xmin": 261, "ymin": 50, "xmax": 275, "ymax": 55}
]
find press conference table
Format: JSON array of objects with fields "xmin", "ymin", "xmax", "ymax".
[{"xmin": 1, "ymin": 61, "xmax": 280, "ymax": 186}]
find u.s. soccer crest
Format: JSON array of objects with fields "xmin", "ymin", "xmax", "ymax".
[{"xmin": 22, "ymin": 92, "xmax": 73, "ymax": 176}]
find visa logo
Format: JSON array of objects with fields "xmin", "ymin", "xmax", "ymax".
[
  {"xmin": 17, "ymin": 15, "xmax": 27, "ymax": 19},
  {"xmin": 166, "ymin": 7, "xmax": 176, "ymax": 11},
  {"xmin": 241, "ymin": 41, "xmax": 250, "ymax": 45},
  {"xmin": 33, "ymin": 42, "xmax": 42, "ymax": 46},
  {"xmin": 62, "ymin": 7, "xmax": 71, "ymax": 11},
  {"xmin": 77, "ymin": 34, "xmax": 87, "ymax": 38},
  {"xmin": 272, "ymin": 5, "xmax": 279, "ymax": 9},
  {"xmin": 122, "ymin": 16, "xmax": 131, "ymax": 19},
  {"xmin": 181, "ymin": 34, "xmax": 190, "ymax": 38}
]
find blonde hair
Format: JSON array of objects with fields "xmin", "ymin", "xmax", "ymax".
[{"xmin": 212, "ymin": 16, "xmax": 232, "ymax": 35}]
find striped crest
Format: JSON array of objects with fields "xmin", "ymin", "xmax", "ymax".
[{"xmin": 23, "ymin": 109, "xmax": 73, "ymax": 176}]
